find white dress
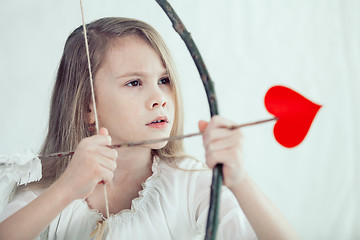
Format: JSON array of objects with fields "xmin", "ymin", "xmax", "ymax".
[{"xmin": 0, "ymin": 157, "xmax": 257, "ymax": 240}]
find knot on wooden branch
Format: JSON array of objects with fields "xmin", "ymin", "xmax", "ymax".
[{"xmin": 174, "ymin": 22, "xmax": 185, "ymax": 34}]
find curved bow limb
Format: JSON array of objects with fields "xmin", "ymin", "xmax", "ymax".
[{"xmin": 155, "ymin": 0, "xmax": 222, "ymax": 239}]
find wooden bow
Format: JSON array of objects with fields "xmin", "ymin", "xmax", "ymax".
[{"xmin": 155, "ymin": 1, "xmax": 222, "ymax": 239}]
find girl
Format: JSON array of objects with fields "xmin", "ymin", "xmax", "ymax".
[{"xmin": 0, "ymin": 17, "xmax": 298, "ymax": 239}]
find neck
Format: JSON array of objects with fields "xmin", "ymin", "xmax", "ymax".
[{"xmin": 111, "ymin": 146, "xmax": 153, "ymax": 186}]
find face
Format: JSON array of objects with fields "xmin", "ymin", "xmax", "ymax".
[{"xmin": 92, "ymin": 35, "xmax": 175, "ymax": 149}]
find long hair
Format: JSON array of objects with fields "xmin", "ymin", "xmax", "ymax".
[{"xmin": 38, "ymin": 17, "xmax": 185, "ymax": 186}]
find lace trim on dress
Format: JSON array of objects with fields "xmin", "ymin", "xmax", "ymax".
[{"xmin": 81, "ymin": 155, "xmax": 161, "ymax": 224}]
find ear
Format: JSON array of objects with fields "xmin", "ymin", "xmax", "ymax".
[{"xmin": 87, "ymin": 100, "xmax": 95, "ymax": 124}]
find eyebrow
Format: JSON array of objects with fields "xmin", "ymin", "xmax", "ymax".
[{"xmin": 115, "ymin": 70, "xmax": 168, "ymax": 79}]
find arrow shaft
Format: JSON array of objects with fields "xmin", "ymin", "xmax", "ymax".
[{"xmin": 36, "ymin": 117, "xmax": 276, "ymax": 160}]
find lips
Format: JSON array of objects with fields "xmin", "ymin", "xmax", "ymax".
[{"xmin": 146, "ymin": 116, "xmax": 169, "ymax": 128}]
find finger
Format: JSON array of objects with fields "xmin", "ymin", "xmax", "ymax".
[
  {"xmin": 205, "ymin": 134, "xmax": 242, "ymax": 153},
  {"xmin": 97, "ymin": 146, "xmax": 118, "ymax": 160},
  {"xmin": 87, "ymin": 134, "xmax": 112, "ymax": 146},
  {"xmin": 87, "ymin": 127, "xmax": 111, "ymax": 146},
  {"xmin": 202, "ymin": 127, "xmax": 238, "ymax": 148},
  {"xmin": 202, "ymin": 115, "xmax": 236, "ymax": 138},
  {"xmin": 198, "ymin": 120, "xmax": 209, "ymax": 133},
  {"xmin": 96, "ymin": 155, "xmax": 117, "ymax": 171},
  {"xmin": 98, "ymin": 168, "xmax": 114, "ymax": 184},
  {"xmin": 205, "ymin": 148, "xmax": 242, "ymax": 169},
  {"xmin": 208, "ymin": 115, "xmax": 235, "ymax": 129},
  {"xmin": 99, "ymin": 127, "xmax": 109, "ymax": 136}
]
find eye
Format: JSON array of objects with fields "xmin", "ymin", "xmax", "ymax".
[
  {"xmin": 158, "ymin": 77, "xmax": 170, "ymax": 85},
  {"xmin": 126, "ymin": 80, "xmax": 142, "ymax": 87}
]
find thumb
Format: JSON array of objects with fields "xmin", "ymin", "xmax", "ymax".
[
  {"xmin": 198, "ymin": 120, "xmax": 209, "ymax": 133},
  {"xmin": 99, "ymin": 127, "xmax": 109, "ymax": 136}
]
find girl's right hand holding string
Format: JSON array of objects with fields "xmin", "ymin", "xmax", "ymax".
[
  {"xmin": 0, "ymin": 128, "xmax": 117, "ymax": 240},
  {"xmin": 56, "ymin": 127, "xmax": 117, "ymax": 201}
]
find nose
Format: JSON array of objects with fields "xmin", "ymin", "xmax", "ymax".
[{"xmin": 147, "ymin": 89, "xmax": 167, "ymax": 110}]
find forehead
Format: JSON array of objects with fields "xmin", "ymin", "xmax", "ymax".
[{"xmin": 102, "ymin": 35, "xmax": 165, "ymax": 72}]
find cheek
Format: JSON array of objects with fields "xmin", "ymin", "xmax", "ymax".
[
  {"xmin": 100, "ymin": 105, "xmax": 141, "ymax": 142},
  {"xmin": 97, "ymin": 96, "xmax": 133, "ymax": 127},
  {"xmin": 110, "ymin": 100, "xmax": 138, "ymax": 124}
]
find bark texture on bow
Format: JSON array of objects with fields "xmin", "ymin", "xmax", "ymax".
[{"xmin": 155, "ymin": 1, "xmax": 222, "ymax": 239}]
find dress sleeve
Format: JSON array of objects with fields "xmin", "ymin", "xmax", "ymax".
[
  {"xmin": 190, "ymin": 170, "xmax": 258, "ymax": 240},
  {"xmin": 0, "ymin": 189, "xmax": 47, "ymax": 240},
  {"xmin": 215, "ymin": 189, "xmax": 258, "ymax": 240},
  {"xmin": 0, "ymin": 189, "xmax": 39, "ymax": 222}
]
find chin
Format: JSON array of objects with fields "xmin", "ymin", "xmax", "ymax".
[{"xmin": 146, "ymin": 140, "xmax": 168, "ymax": 150}]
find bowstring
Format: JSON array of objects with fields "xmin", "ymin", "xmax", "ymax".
[{"xmin": 79, "ymin": 0, "xmax": 110, "ymax": 221}]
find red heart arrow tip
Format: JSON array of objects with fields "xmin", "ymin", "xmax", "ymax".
[{"xmin": 265, "ymin": 85, "xmax": 321, "ymax": 148}]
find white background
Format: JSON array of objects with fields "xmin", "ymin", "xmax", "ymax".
[{"xmin": 0, "ymin": 0, "xmax": 359, "ymax": 239}]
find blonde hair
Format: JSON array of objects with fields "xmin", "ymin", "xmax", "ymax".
[{"xmin": 37, "ymin": 17, "xmax": 186, "ymax": 186}]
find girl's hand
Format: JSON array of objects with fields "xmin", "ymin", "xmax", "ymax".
[
  {"xmin": 56, "ymin": 127, "xmax": 117, "ymax": 201},
  {"xmin": 199, "ymin": 116, "xmax": 247, "ymax": 190}
]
